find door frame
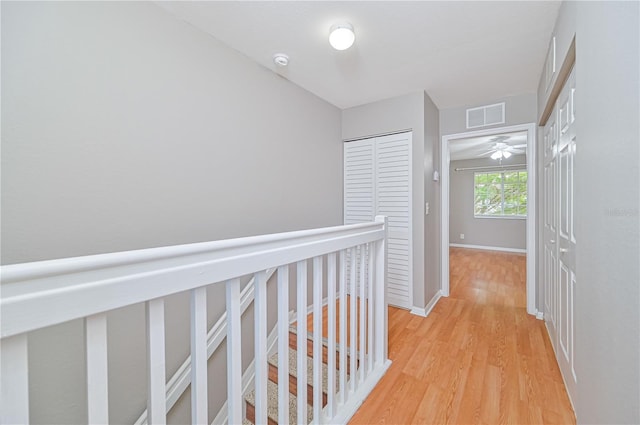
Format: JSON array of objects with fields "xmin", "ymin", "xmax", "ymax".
[{"xmin": 440, "ymin": 123, "xmax": 538, "ymax": 316}]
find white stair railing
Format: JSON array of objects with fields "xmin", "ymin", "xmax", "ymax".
[{"xmin": 0, "ymin": 216, "xmax": 390, "ymax": 425}]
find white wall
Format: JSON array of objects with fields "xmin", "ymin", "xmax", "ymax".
[
  {"xmin": 1, "ymin": 2, "xmax": 342, "ymax": 423},
  {"xmin": 449, "ymin": 155, "xmax": 527, "ymax": 250},
  {"xmin": 537, "ymin": 1, "xmax": 640, "ymax": 423}
]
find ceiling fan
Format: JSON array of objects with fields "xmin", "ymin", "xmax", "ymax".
[{"xmin": 481, "ymin": 136, "xmax": 526, "ymax": 160}]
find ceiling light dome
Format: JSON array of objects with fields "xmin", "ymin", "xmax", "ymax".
[
  {"xmin": 329, "ymin": 23, "xmax": 355, "ymax": 50},
  {"xmin": 273, "ymin": 53, "xmax": 289, "ymax": 67}
]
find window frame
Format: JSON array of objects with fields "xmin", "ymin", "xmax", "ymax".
[{"xmin": 473, "ymin": 169, "xmax": 528, "ymax": 219}]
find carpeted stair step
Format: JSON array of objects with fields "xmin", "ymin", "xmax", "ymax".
[
  {"xmin": 287, "ymin": 329, "xmax": 359, "ymax": 374},
  {"xmin": 245, "ymin": 380, "xmax": 313, "ymax": 425},
  {"xmin": 245, "ymin": 328, "xmax": 362, "ymax": 424},
  {"xmin": 267, "ymin": 348, "xmax": 344, "ymax": 406}
]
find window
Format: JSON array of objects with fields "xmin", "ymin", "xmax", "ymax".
[{"xmin": 474, "ymin": 170, "xmax": 527, "ymax": 217}]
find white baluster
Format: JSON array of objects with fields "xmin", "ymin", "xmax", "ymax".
[
  {"xmin": 349, "ymin": 247, "xmax": 357, "ymax": 394},
  {"xmin": 358, "ymin": 245, "xmax": 367, "ymax": 383},
  {"xmin": 225, "ymin": 279, "xmax": 242, "ymax": 425},
  {"xmin": 146, "ymin": 299, "xmax": 167, "ymax": 424},
  {"xmin": 374, "ymin": 216, "xmax": 388, "ymax": 364},
  {"xmin": 191, "ymin": 287, "xmax": 208, "ymax": 425},
  {"xmin": 0, "ymin": 334, "xmax": 29, "ymax": 424},
  {"xmin": 86, "ymin": 313, "xmax": 109, "ymax": 424},
  {"xmin": 296, "ymin": 260, "xmax": 308, "ymax": 423},
  {"xmin": 367, "ymin": 243, "xmax": 374, "ymax": 373},
  {"xmin": 277, "ymin": 265, "xmax": 290, "ymax": 425},
  {"xmin": 312, "ymin": 256, "xmax": 323, "ymax": 423},
  {"xmin": 254, "ymin": 271, "xmax": 268, "ymax": 425},
  {"xmin": 326, "ymin": 252, "xmax": 337, "ymax": 419},
  {"xmin": 338, "ymin": 250, "xmax": 347, "ymax": 405}
]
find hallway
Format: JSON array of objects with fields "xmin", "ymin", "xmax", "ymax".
[{"xmin": 349, "ymin": 247, "xmax": 576, "ymax": 424}]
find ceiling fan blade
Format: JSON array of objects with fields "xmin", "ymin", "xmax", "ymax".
[{"xmin": 511, "ymin": 144, "xmax": 527, "ymax": 148}]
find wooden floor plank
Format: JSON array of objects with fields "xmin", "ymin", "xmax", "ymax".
[{"xmin": 349, "ymin": 247, "xmax": 576, "ymax": 424}]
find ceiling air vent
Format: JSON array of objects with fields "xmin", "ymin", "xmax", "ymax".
[{"xmin": 466, "ymin": 102, "xmax": 505, "ymax": 129}]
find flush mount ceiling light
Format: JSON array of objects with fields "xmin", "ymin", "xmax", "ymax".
[
  {"xmin": 329, "ymin": 23, "xmax": 355, "ymax": 50},
  {"xmin": 273, "ymin": 53, "xmax": 289, "ymax": 67}
]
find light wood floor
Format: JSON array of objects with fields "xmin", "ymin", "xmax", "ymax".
[{"xmin": 349, "ymin": 247, "xmax": 576, "ymax": 424}]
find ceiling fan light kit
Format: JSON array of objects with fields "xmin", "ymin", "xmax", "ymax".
[
  {"xmin": 484, "ymin": 137, "xmax": 525, "ymax": 160},
  {"xmin": 491, "ymin": 150, "xmax": 512, "ymax": 160},
  {"xmin": 329, "ymin": 23, "xmax": 355, "ymax": 50}
]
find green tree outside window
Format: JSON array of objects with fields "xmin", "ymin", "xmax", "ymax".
[{"xmin": 474, "ymin": 170, "xmax": 527, "ymax": 217}]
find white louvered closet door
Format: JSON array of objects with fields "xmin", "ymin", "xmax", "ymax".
[
  {"xmin": 375, "ymin": 133, "xmax": 412, "ymax": 308},
  {"xmin": 343, "ymin": 132, "xmax": 412, "ymax": 309}
]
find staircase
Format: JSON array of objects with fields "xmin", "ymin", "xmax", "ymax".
[
  {"xmin": 0, "ymin": 219, "xmax": 390, "ymax": 425},
  {"xmin": 244, "ymin": 327, "xmax": 357, "ymax": 424}
]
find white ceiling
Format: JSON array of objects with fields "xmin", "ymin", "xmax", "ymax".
[
  {"xmin": 449, "ymin": 130, "xmax": 527, "ymax": 161},
  {"xmin": 159, "ymin": 1, "xmax": 561, "ymax": 109}
]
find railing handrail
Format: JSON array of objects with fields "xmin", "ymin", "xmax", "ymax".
[
  {"xmin": 1, "ymin": 221, "xmax": 381, "ymax": 284},
  {"xmin": 1, "ymin": 221, "xmax": 385, "ymax": 339}
]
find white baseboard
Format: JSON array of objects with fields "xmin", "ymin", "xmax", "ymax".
[
  {"xmin": 424, "ymin": 290, "xmax": 442, "ymax": 316},
  {"xmin": 410, "ymin": 306, "xmax": 427, "ymax": 317},
  {"xmin": 410, "ymin": 290, "xmax": 442, "ymax": 318},
  {"xmin": 535, "ymin": 310, "xmax": 544, "ymax": 320},
  {"xmin": 449, "ymin": 243, "xmax": 526, "ymax": 254}
]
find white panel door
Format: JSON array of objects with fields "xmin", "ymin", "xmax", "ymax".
[
  {"xmin": 343, "ymin": 132, "xmax": 412, "ymax": 309},
  {"xmin": 556, "ymin": 68, "xmax": 577, "ymax": 403},
  {"xmin": 543, "ymin": 100, "xmax": 559, "ymax": 352},
  {"xmin": 375, "ymin": 133, "xmax": 412, "ymax": 309}
]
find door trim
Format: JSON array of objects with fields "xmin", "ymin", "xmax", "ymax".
[{"xmin": 440, "ymin": 123, "xmax": 538, "ymax": 315}]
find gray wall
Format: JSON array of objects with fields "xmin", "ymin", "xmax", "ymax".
[
  {"xmin": 341, "ymin": 91, "xmax": 441, "ymax": 310},
  {"xmin": 449, "ymin": 156, "xmax": 527, "ymax": 250},
  {"xmin": 1, "ymin": 2, "xmax": 342, "ymax": 423},
  {"xmin": 423, "ymin": 95, "xmax": 441, "ymax": 306},
  {"xmin": 538, "ymin": 1, "xmax": 640, "ymax": 423},
  {"xmin": 440, "ymin": 92, "xmax": 537, "ymax": 136},
  {"xmin": 1, "ymin": 2, "xmax": 342, "ymax": 265},
  {"xmin": 574, "ymin": 2, "xmax": 639, "ymax": 423}
]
